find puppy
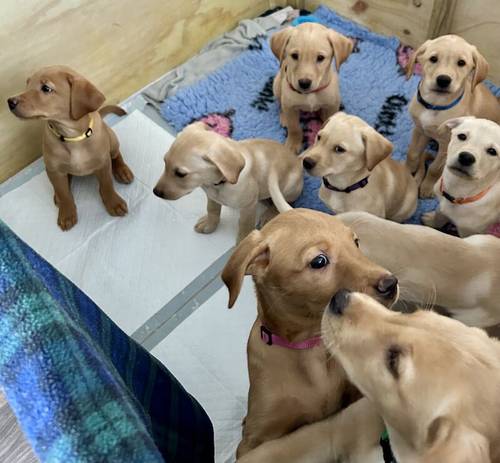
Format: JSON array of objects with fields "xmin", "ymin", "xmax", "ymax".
[
  {"xmin": 271, "ymin": 23, "xmax": 353, "ymax": 153},
  {"xmin": 340, "ymin": 211, "xmax": 500, "ymax": 328},
  {"xmin": 221, "ymin": 208, "xmax": 399, "ymax": 457},
  {"xmin": 302, "ymin": 112, "xmax": 419, "ymax": 221},
  {"xmin": 7, "ymin": 65, "xmax": 133, "ymax": 231},
  {"xmin": 405, "ymin": 35, "xmax": 500, "ymax": 197},
  {"xmin": 153, "ymin": 122, "xmax": 303, "ymax": 242},
  {"xmin": 239, "ymin": 291, "xmax": 500, "ymax": 462},
  {"xmin": 422, "ymin": 117, "xmax": 500, "ymax": 237}
]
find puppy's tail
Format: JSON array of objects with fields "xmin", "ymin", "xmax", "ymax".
[
  {"xmin": 99, "ymin": 105, "xmax": 127, "ymax": 118},
  {"xmin": 268, "ymin": 169, "xmax": 292, "ymax": 213}
]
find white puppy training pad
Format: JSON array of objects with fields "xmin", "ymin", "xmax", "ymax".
[
  {"xmin": 152, "ymin": 279, "xmax": 256, "ymax": 463},
  {"xmin": 0, "ymin": 110, "xmax": 239, "ymax": 334}
]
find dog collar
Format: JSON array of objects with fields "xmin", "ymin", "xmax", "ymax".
[
  {"xmin": 323, "ymin": 175, "xmax": 370, "ymax": 193},
  {"xmin": 440, "ymin": 178, "xmax": 492, "ymax": 205},
  {"xmin": 47, "ymin": 115, "xmax": 94, "ymax": 142},
  {"xmin": 287, "ymin": 76, "xmax": 331, "ymax": 95},
  {"xmin": 416, "ymin": 84, "xmax": 464, "ymax": 111},
  {"xmin": 260, "ymin": 325, "xmax": 322, "ymax": 350},
  {"xmin": 380, "ymin": 429, "xmax": 397, "ymax": 463}
]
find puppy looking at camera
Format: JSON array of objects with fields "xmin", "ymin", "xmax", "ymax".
[
  {"xmin": 422, "ymin": 117, "xmax": 500, "ymax": 237},
  {"xmin": 406, "ymin": 35, "xmax": 500, "ymax": 197},
  {"xmin": 302, "ymin": 112, "xmax": 419, "ymax": 222},
  {"xmin": 271, "ymin": 23, "xmax": 353, "ymax": 153},
  {"xmin": 153, "ymin": 122, "xmax": 303, "ymax": 242}
]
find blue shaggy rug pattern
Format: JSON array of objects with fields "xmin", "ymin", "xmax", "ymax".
[{"xmin": 160, "ymin": 5, "xmax": 500, "ymax": 223}]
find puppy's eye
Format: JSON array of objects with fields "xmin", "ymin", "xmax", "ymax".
[
  {"xmin": 457, "ymin": 133, "xmax": 467, "ymax": 141},
  {"xmin": 429, "ymin": 56, "xmax": 438, "ymax": 63},
  {"xmin": 317, "ymin": 54, "xmax": 325, "ymax": 62},
  {"xmin": 457, "ymin": 59, "xmax": 466, "ymax": 67},
  {"xmin": 174, "ymin": 169, "xmax": 187, "ymax": 178},
  {"xmin": 334, "ymin": 145, "xmax": 346, "ymax": 154},
  {"xmin": 41, "ymin": 84, "xmax": 53, "ymax": 94},
  {"xmin": 487, "ymin": 147, "xmax": 498, "ymax": 156},
  {"xmin": 291, "ymin": 52, "xmax": 299, "ymax": 60},
  {"xmin": 310, "ymin": 254, "xmax": 329, "ymax": 269},
  {"xmin": 386, "ymin": 345, "xmax": 402, "ymax": 379},
  {"xmin": 354, "ymin": 237, "xmax": 360, "ymax": 248}
]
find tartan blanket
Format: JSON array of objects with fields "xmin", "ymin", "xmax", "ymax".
[{"xmin": 0, "ymin": 221, "xmax": 214, "ymax": 463}]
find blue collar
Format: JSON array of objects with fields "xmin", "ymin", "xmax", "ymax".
[
  {"xmin": 416, "ymin": 84, "xmax": 464, "ymax": 111},
  {"xmin": 323, "ymin": 175, "xmax": 370, "ymax": 193}
]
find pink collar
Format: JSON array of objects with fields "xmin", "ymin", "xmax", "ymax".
[
  {"xmin": 260, "ymin": 325, "xmax": 323, "ymax": 350},
  {"xmin": 486, "ymin": 222, "xmax": 500, "ymax": 238}
]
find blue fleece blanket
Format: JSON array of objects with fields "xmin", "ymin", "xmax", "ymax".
[
  {"xmin": 0, "ymin": 220, "xmax": 214, "ymax": 463},
  {"xmin": 160, "ymin": 5, "xmax": 500, "ymax": 223}
]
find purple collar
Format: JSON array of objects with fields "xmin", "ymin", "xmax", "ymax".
[
  {"xmin": 323, "ymin": 175, "xmax": 370, "ymax": 193},
  {"xmin": 260, "ymin": 325, "xmax": 322, "ymax": 350}
]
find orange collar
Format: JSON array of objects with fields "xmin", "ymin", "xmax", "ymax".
[
  {"xmin": 440, "ymin": 178, "xmax": 492, "ymax": 205},
  {"xmin": 287, "ymin": 76, "xmax": 331, "ymax": 94}
]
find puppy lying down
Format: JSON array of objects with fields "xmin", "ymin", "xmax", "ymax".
[
  {"xmin": 302, "ymin": 113, "xmax": 420, "ymax": 222},
  {"xmin": 340, "ymin": 211, "xmax": 500, "ymax": 328},
  {"xmin": 239, "ymin": 291, "xmax": 500, "ymax": 462},
  {"xmin": 153, "ymin": 122, "xmax": 303, "ymax": 242}
]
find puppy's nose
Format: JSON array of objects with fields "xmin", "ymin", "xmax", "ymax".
[
  {"xmin": 458, "ymin": 151, "xmax": 475, "ymax": 167},
  {"xmin": 436, "ymin": 75, "xmax": 451, "ymax": 89},
  {"xmin": 298, "ymin": 79, "xmax": 312, "ymax": 90},
  {"xmin": 376, "ymin": 275, "xmax": 398, "ymax": 299},
  {"xmin": 302, "ymin": 157, "xmax": 316, "ymax": 170},
  {"xmin": 329, "ymin": 289, "xmax": 351, "ymax": 316},
  {"xmin": 7, "ymin": 98, "xmax": 18, "ymax": 111},
  {"xmin": 153, "ymin": 187, "xmax": 165, "ymax": 199}
]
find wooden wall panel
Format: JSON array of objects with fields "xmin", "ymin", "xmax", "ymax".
[
  {"xmin": 0, "ymin": 0, "xmax": 270, "ymax": 182},
  {"xmin": 449, "ymin": 0, "xmax": 500, "ymax": 83}
]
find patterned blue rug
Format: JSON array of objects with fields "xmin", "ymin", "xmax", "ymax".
[{"xmin": 160, "ymin": 5, "xmax": 500, "ymax": 224}]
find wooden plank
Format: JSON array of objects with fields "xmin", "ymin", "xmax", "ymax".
[
  {"xmin": 1, "ymin": 0, "xmax": 270, "ymax": 182},
  {"xmin": 449, "ymin": 0, "xmax": 500, "ymax": 83}
]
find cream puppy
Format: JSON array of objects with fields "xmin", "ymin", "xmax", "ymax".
[
  {"xmin": 405, "ymin": 35, "xmax": 500, "ymax": 197},
  {"xmin": 153, "ymin": 122, "xmax": 303, "ymax": 242},
  {"xmin": 422, "ymin": 117, "xmax": 500, "ymax": 237},
  {"xmin": 302, "ymin": 112, "xmax": 419, "ymax": 222},
  {"xmin": 271, "ymin": 23, "xmax": 353, "ymax": 153},
  {"xmin": 340, "ymin": 211, "xmax": 500, "ymax": 328},
  {"xmin": 238, "ymin": 291, "xmax": 500, "ymax": 463}
]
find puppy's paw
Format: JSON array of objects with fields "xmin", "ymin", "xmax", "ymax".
[
  {"xmin": 421, "ymin": 211, "xmax": 436, "ymax": 227},
  {"xmin": 113, "ymin": 163, "xmax": 134, "ymax": 184},
  {"xmin": 419, "ymin": 179, "xmax": 436, "ymax": 198},
  {"xmin": 103, "ymin": 193, "xmax": 128, "ymax": 216},
  {"xmin": 194, "ymin": 215, "xmax": 219, "ymax": 234},
  {"xmin": 57, "ymin": 206, "xmax": 78, "ymax": 231}
]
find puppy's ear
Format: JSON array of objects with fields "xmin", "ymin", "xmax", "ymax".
[
  {"xmin": 68, "ymin": 75, "xmax": 105, "ymax": 120},
  {"xmin": 405, "ymin": 40, "xmax": 430, "ymax": 79},
  {"xmin": 471, "ymin": 46, "xmax": 489, "ymax": 90},
  {"xmin": 270, "ymin": 27, "xmax": 294, "ymax": 62},
  {"xmin": 203, "ymin": 144, "xmax": 245, "ymax": 184},
  {"xmin": 363, "ymin": 126, "xmax": 393, "ymax": 171},
  {"xmin": 221, "ymin": 230, "xmax": 269, "ymax": 308},
  {"xmin": 185, "ymin": 121, "xmax": 211, "ymax": 132},
  {"xmin": 327, "ymin": 30, "xmax": 354, "ymax": 71},
  {"xmin": 423, "ymin": 419, "xmax": 490, "ymax": 463},
  {"xmin": 436, "ymin": 116, "xmax": 470, "ymax": 136}
]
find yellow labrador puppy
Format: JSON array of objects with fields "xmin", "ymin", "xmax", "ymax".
[
  {"xmin": 239, "ymin": 291, "xmax": 500, "ymax": 462},
  {"xmin": 405, "ymin": 35, "xmax": 500, "ymax": 197},
  {"xmin": 302, "ymin": 113, "xmax": 419, "ymax": 222},
  {"xmin": 422, "ymin": 117, "xmax": 500, "ymax": 237},
  {"xmin": 153, "ymin": 122, "xmax": 303, "ymax": 242},
  {"xmin": 340, "ymin": 211, "xmax": 500, "ymax": 328},
  {"xmin": 222, "ymin": 209, "xmax": 398, "ymax": 458},
  {"xmin": 271, "ymin": 23, "xmax": 353, "ymax": 153}
]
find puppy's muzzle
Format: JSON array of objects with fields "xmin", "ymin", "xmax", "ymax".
[
  {"xmin": 303, "ymin": 157, "xmax": 316, "ymax": 170},
  {"xmin": 7, "ymin": 98, "xmax": 18, "ymax": 111},
  {"xmin": 436, "ymin": 74, "xmax": 451, "ymax": 89},
  {"xmin": 458, "ymin": 151, "xmax": 476, "ymax": 167},
  {"xmin": 376, "ymin": 275, "xmax": 398, "ymax": 300},
  {"xmin": 153, "ymin": 187, "xmax": 166, "ymax": 199},
  {"xmin": 298, "ymin": 79, "xmax": 312, "ymax": 91},
  {"xmin": 329, "ymin": 289, "xmax": 351, "ymax": 316}
]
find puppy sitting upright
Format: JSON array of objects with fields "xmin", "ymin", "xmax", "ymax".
[
  {"xmin": 406, "ymin": 35, "xmax": 500, "ymax": 197},
  {"xmin": 8, "ymin": 65, "xmax": 133, "ymax": 230},
  {"xmin": 271, "ymin": 23, "xmax": 353, "ymax": 153},
  {"xmin": 423, "ymin": 116, "xmax": 500, "ymax": 237},
  {"xmin": 153, "ymin": 122, "xmax": 303, "ymax": 242},
  {"xmin": 303, "ymin": 112, "xmax": 419, "ymax": 222}
]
